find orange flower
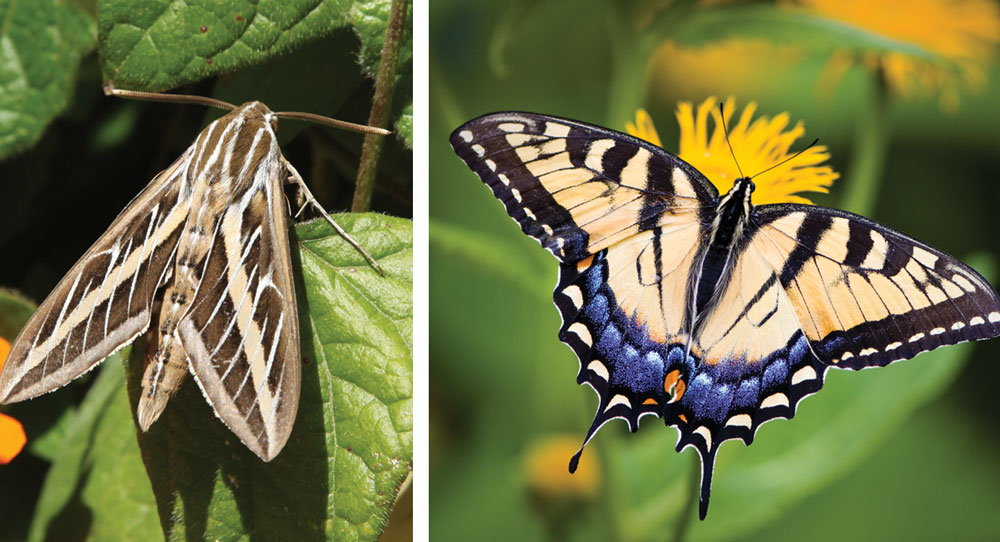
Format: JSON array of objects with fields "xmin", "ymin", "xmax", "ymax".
[
  {"xmin": 627, "ymin": 97, "xmax": 839, "ymax": 205},
  {"xmin": 0, "ymin": 413, "xmax": 25, "ymax": 464}
]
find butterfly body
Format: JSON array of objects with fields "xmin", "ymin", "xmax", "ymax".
[{"xmin": 450, "ymin": 111, "xmax": 1000, "ymax": 519}]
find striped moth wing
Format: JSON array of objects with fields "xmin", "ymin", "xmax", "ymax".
[{"xmin": 0, "ymin": 102, "xmax": 302, "ymax": 461}]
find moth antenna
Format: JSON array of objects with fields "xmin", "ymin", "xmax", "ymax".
[
  {"xmin": 273, "ymin": 111, "xmax": 391, "ymax": 136},
  {"xmin": 750, "ymin": 138, "xmax": 819, "ymax": 181},
  {"xmin": 283, "ymin": 160, "xmax": 386, "ymax": 276},
  {"xmin": 718, "ymin": 102, "xmax": 745, "ymax": 179},
  {"xmin": 103, "ymin": 82, "xmax": 237, "ymax": 111}
]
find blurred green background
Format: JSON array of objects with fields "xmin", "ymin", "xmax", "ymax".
[{"xmin": 430, "ymin": 0, "xmax": 1000, "ymax": 540}]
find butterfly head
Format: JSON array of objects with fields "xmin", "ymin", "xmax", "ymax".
[{"xmin": 729, "ymin": 176, "xmax": 756, "ymax": 209}]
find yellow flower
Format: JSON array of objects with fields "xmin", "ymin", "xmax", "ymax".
[
  {"xmin": 626, "ymin": 109, "xmax": 662, "ymax": 147},
  {"xmin": 524, "ymin": 435, "xmax": 601, "ymax": 499},
  {"xmin": 627, "ymin": 98, "xmax": 838, "ymax": 205},
  {"xmin": 647, "ymin": 40, "xmax": 804, "ymax": 101},
  {"xmin": 791, "ymin": 0, "xmax": 1000, "ymax": 110}
]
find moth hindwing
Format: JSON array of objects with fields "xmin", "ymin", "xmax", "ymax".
[{"xmin": 0, "ymin": 100, "xmax": 377, "ymax": 461}]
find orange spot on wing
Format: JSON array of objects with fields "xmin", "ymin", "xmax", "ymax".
[
  {"xmin": 577, "ymin": 255, "xmax": 594, "ymax": 271},
  {"xmin": 664, "ymin": 369, "xmax": 687, "ymax": 403},
  {"xmin": 673, "ymin": 379, "xmax": 686, "ymax": 402},
  {"xmin": 663, "ymin": 369, "xmax": 680, "ymax": 393},
  {"xmin": 678, "ymin": 414, "xmax": 688, "ymax": 424},
  {"xmin": 642, "ymin": 398, "xmax": 658, "ymax": 405}
]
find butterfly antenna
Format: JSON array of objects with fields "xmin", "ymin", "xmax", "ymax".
[
  {"xmin": 718, "ymin": 103, "xmax": 745, "ymax": 179},
  {"xmin": 749, "ymin": 138, "xmax": 819, "ymax": 181}
]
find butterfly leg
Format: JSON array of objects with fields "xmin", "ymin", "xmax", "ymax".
[{"xmin": 283, "ymin": 159, "xmax": 386, "ymax": 276}]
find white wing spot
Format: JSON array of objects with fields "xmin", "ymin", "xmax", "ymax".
[
  {"xmin": 523, "ymin": 208, "xmax": 536, "ymax": 220},
  {"xmin": 459, "ymin": 130, "xmax": 473, "ymax": 142},
  {"xmin": 859, "ymin": 347, "xmax": 878, "ymax": 357},
  {"xmin": 498, "ymin": 122, "xmax": 525, "ymax": 133},
  {"xmin": 471, "ymin": 144, "xmax": 485, "ymax": 157},
  {"xmin": 587, "ymin": 360, "xmax": 609, "ymax": 381},
  {"xmin": 951, "ymin": 321, "xmax": 966, "ymax": 331},
  {"xmin": 952, "ymin": 274, "xmax": 977, "ymax": 292},
  {"xmin": 930, "ymin": 327, "xmax": 946, "ymax": 335},
  {"xmin": 911, "ymin": 246, "xmax": 939, "ymax": 268},
  {"xmin": 541, "ymin": 224, "xmax": 554, "ymax": 236},
  {"xmin": 568, "ymin": 322, "xmax": 592, "ymax": 345},
  {"xmin": 971, "ymin": 316, "xmax": 986, "ymax": 326},
  {"xmin": 761, "ymin": 393, "xmax": 790, "ymax": 409},
  {"xmin": 485, "ymin": 159, "xmax": 497, "ymax": 171},
  {"xmin": 841, "ymin": 351, "xmax": 855, "ymax": 361},
  {"xmin": 791, "ymin": 366, "xmax": 817, "ymax": 385},
  {"xmin": 885, "ymin": 341, "xmax": 902, "ymax": 351},
  {"xmin": 909, "ymin": 332, "xmax": 925, "ymax": 342},
  {"xmin": 605, "ymin": 394, "xmax": 631, "ymax": 412},
  {"xmin": 990, "ymin": 312, "xmax": 1000, "ymax": 323},
  {"xmin": 562, "ymin": 285, "xmax": 584, "ymax": 309},
  {"xmin": 544, "ymin": 122, "xmax": 571, "ymax": 138},
  {"xmin": 511, "ymin": 188, "xmax": 522, "ymax": 203},
  {"xmin": 693, "ymin": 426, "xmax": 713, "ymax": 449},
  {"xmin": 725, "ymin": 414, "xmax": 752, "ymax": 429},
  {"xmin": 498, "ymin": 174, "xmax": 511, "ymax": 186}
]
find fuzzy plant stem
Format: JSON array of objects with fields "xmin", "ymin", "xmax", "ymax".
[{"xmin": 352, "ymin": 0, "xmax": 408, "ymax": 212}]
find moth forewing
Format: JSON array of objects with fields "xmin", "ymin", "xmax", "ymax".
[
  {"xmin": 177, "ymin": 120, "xmax": 302, "ymax": 461},
  {"xmin": 0, "ymin": 149, "xmax": 194, "ymax": 403}
]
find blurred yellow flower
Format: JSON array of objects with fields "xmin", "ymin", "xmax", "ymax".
[
  {"xmin": 790, "ymin": 0, "xmax": 1000, "ymax": 110},
  {"xmin": 648, "ymin": 40, "xmax": 803, "ymax": 103},
  {"xmin": 524, "ymin": 435, "xmax": 601, "ymax": 499},
  {"xmin": 627, "ymin": 98, "xmax": 838, "ymax": 205}
]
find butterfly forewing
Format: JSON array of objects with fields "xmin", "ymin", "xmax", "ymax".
[
  {"xmin": 751, "ymin": 205, "xmax": 1000, "ymax": 369},
  {"xmin": 450, "ymin": 112, "xmax": 716, "ymax": 263},
  {"xmin": 0, "ymin": 149, "xmax": 194, "ymax": 403}
]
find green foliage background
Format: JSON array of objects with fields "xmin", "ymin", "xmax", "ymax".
[
  {"xmin": 0, "ymin": 1, "xmax": 412, "ymax": 540},
  {"xmin": 431, "ymin": 1, "xmax": 1000, "ymax": 540}
]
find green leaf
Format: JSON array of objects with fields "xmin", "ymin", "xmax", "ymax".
[
  {"xmin": 97, "ymin": 0, "xmax": 353, "ymax": 91},
  {"xmin": 395, "ymin": 103, "xmax": 413, "ymax": 149},
  {"xmin": 0, "ymin": 0, "xmax": 95, "ymax": 158},
  {"xmin": 429, "ymin": 219, "xmax": 551, "ymax": 302},
  {"xmin": 0, "ymin": 288, "xmax": 36, "ymax": 342},
  {"xmin": 28, "ymin": 351, "xmax": 162, "ymax": 542},
  {"xmin": 97, "ymin": 0, "xmax": 413, "ymax": 146},
  {"xmin": 668, "ymin": 4, "xmax": 942, "ymax": 62},
  {"xmin": 127, "ymin": 213, "xmax": 412, "ymax": 541},
  {"xmin": 350, "ymin": 0, "xmax": 413, "ymax": 147}
]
